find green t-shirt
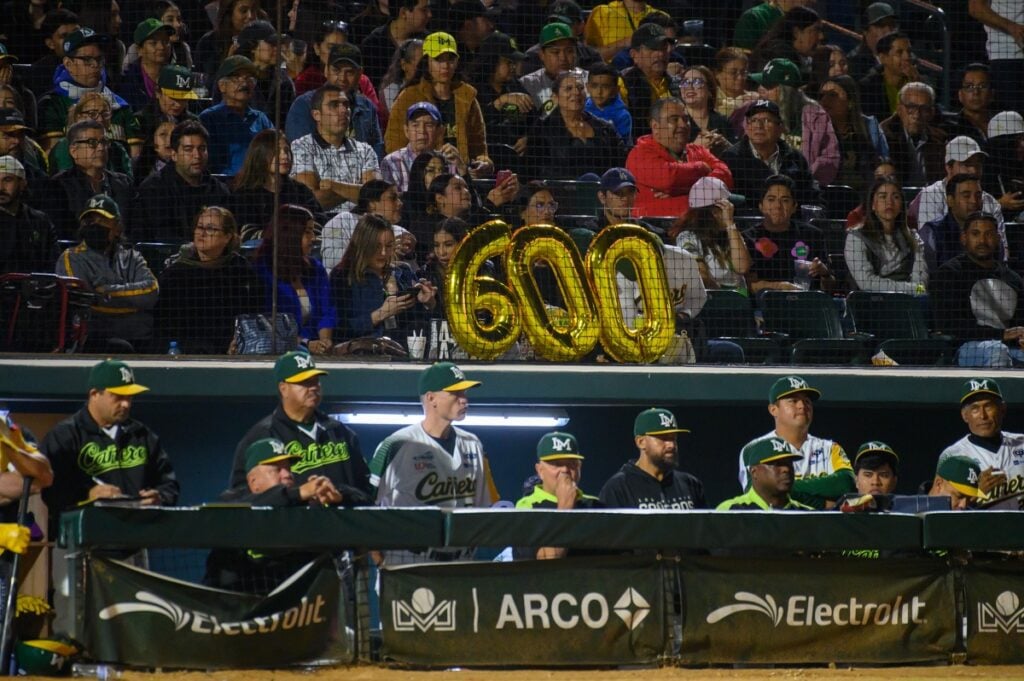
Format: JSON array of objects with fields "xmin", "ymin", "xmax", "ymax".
[
  {"xmin": 717, "ymin": 487, "xmax": 813, "ymax": 511},
  {"xmin": 733, "ymin": 3, "xmax": 783, "ymax": 50}
]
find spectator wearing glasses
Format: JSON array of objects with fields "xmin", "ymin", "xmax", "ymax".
[
  {"xmin": 879, "ymin": 81, "xmax": 947, "ymax": 188},
  {"xmin": 713, "ymin": 48, "xmax": 759, "ymax": 119},
  {"xmin": 198, "ymin": 56, "xmax": 274, "ymax": 176},
  {"xmin": 361, "ymin": 0, "xmax": 432, "ymax": 86},
  {"xmin": 620, "ymin": 23, "xmax": 676, "ymax": 139},
  {"xmin": 47, "ymin": 93, "xmax": 134, "ymax": 178},
  {"xmin": 37, "ymin": 28, "xmax": 142, "ymax": 158},
  {"xmin": 679, "ymin": 65, "xmax": 734, "ymax": 156},
  {"xmin": 119, "ymin": 19, "xmax": 175, "ymax": 111},
  {"xmin": 942, "ymin": 64, "xmax": 996, "ymax": 145}
]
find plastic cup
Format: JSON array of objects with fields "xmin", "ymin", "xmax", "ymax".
[
  {"xmin": 683, "ymin": 19, "xmax": 704, "ymax": 41},
  {"xmin": 407, "ymin": 336, "xmax": 426, "ymax": 360},
  {"xmin": 800, "ymin": 204, "xmax": 825, "ymax": 223},
  {"xmin": 793, "ymin": 259, "xmax": 812, "ymax": 291}
]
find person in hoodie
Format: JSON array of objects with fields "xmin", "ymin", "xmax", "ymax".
[
  {"xmin": 36, "ymin": 28, "xmax": 142, "ymax": 158},
  {"xmin": 598, "ymin": 408, "xmax": 707, "ymax": 509}
]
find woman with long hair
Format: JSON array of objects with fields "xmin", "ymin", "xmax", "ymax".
[
  {"xmin": 135, "ymin": 116, "xmax": 175, "ymax": 181},
  {"xmin": 408, "ymin": 172, "xmax": 473, "ymax": 253},
  {"xmin": 331, "ymin": 214, "xmax": 437, "ymax": 343},
  {"xmin": 230, "ymin": 129, "xmax": 319, "ymax": 228},
  {"xmin": 845, "ymin": 176, "xmax": 926, "ymax": 293},
  {"xmin": 806, "ymin": 44, "xmax": 848, "ymax": 98},
  {"xmin": 78, "ymin": 0, "xmax": 128, "ymax": 75},
  {"xmin": 679, "ymin": 65, "xmax": 734, "ymax": 155},
  {"xmin": 713, "ymin": 47, "xmax": 759, "ymax": 118},
  {"xmin": 403, "ymin": 151, "xmax": 449, "ymax": 225},
  {"xmin": 253, "ymin": 203, "xmax": 335, "ymax": 354},
  {"xmin": 818, "ymin": 75, "xmax": 888, "ymax": 193},
  {"xmin": 466, "ymin": 31, "xmax": 535, "ymax": 155},
  {"xmin": 380, "ymin": 38, "xmax": 423, "ymax": 114},
  {"xmin": 195, "ymin": 0, "xmax": 262, "ymax": 81},
  {"xmin": 421, "ymin": 217, "xmax": 473, "ymax": 318},
  {"xmin": 750, "ymin": 6, "xmax": 823, "ymax": 75},
  {"xmin": 156, "ymin": 206, "xmax": 263, "ymax": 353},
  {"xmin": 321, "ymin": 179, "xmax": 406, "ymax": 270},
  {"xmin": 670, "ymin": 178, "xmax": 750, "ymax": 291}
]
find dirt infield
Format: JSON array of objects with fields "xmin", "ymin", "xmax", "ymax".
[{"xmin": 118, "ymin": 665, "xmax": 1024, "ymax": 681}]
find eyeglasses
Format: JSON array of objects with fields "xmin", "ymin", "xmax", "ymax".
[
  {"xmin": 71, "ymin": 55, "xmax": 105, "ymax": 67},
  {"xmin": 960, "ymin": 84, "xmax": 990, "ymax": 92},
  {"xmin": 72, "ymin": 138, "xmax": 111, "ymax": 149},
  {"xmin": 531, "ymin": 201, "xmax": 559, "ymax": 212},
  {"xmin": 680, "ymin": 78, "xmax": 706, "ymax": 89},
  {"xmin": 195, "ymin": 224, "xmax": 226, "ymax": 235},
  {"xmin": 79, "ymin": 109, "xmax": 112, "ymax": 120}
]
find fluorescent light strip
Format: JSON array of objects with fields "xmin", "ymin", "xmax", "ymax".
[{"xmin": 334, "ymin": 407, "xmax": 569, "ymax": 428}]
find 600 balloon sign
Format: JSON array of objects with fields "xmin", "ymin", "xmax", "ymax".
[{"xmin": 444, "ymin": 221, "xmax": 676, "ymax": 363}]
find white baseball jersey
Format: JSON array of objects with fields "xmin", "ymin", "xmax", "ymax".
[
  {"xmin": 738, "ymin": 430, "xmax": 852, "ymax": 489},
  {"xmin": 938, "ymin": 432, "xmax": 1024, "ymax": 510}
]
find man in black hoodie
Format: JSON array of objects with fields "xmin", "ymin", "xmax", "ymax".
[{"xmin": 598, "ymin": 408, "xmax": 706, "ymax": 509}]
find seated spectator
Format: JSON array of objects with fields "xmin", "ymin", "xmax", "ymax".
[
  {"xmin": 858, "ymin": 32, "xmax": 922, "ymax": 122},
  {"xmin": 55, "ymin": 194, "xmax": 158, "ymax": 351},
  {"xmin": 749, "ymin": 6, "xmax": 823, "ymax": 75},
  {"xmin": 23, "ymin": 9, "xmax": 81, "ymax": 98},
  {"xmin": 253, "ymin": 204, "xmax": 336, "ymax": 355},
  {"xmin": 713, "ymin": 47, "xmax": 759, "ymax": 119},
  {"xmin": 0, "ymin": 156, "xmax": 58, "ymax": 274},
  {"xmin": 409, "ymin": 172, "xmax": 473, "ymax": 249},
  {"xmin": 467, "ymin": 31, "xmax": 536, "ymax": 160},
  {"xmin": 584, "ymin": 0, "xmax": 662, "ymax": 63},
  {"xmin": 421, "ymin": 216, "xmax": 471, "ymax": 315},
  {"xmin": 446, "ymin": 0, "xmax": 494, "ymax": 66},
  {"xmin": 43, "ymin": 119, "xmax": 133, "ymax": 239},
  {"xmin": 132, "ymin": 120, "xmax": 231, "ymax": 243},
  {"xmin": 322, "ymin": 179, "xmax": 406, "ymax": 270},
  {"xmin": 521, "ymin": 23, "xmax": 580, "ymax": 116},
  {"xmin": 37, "ymin": 28, "xmax": 143, "ymax": 158},
  {"xmin": 910, "ymin": 135, "xmax": 1006, "ymax": 231},
  {"xmin": 680, "ymin": 65, "xmax": 734, "ymax": 156},
  {"xmin": 134, "ymin": 65, "xmax": 200, "ymax": 140},
  {"xmin": 0, "ymin": 41, "xmax": 37, "ymax": 128},
  {"xmin": 931, "ymin": 211, "xmax": 1024, "ymax": 367},
  {"xmin": 526, "ymin": 69, "xmax": 626, "ymax": 181},
  {"xmin": 807, "ymin": 44, "xmax": 849, "ymax": 97},
  {"xmin": 522, "ymin": 0, "xmax": 601, "ymax": 74},
  {"xmin": 744, "ymin": 174, "xmax": 833, "ymax": 293},
  {"xmin": 294, "ymin": 21, "xmax": 384, "ymax": 119},
  {"xmin": 879, "ymin": 82, "xmax": 947, "ymax": 189},
  {"xmin": 845, "ymin": 176, "xmax": 927, "ymax": 293},
  {"xmin": 817, "ymin": 75, "xmax": 887, "ymax": 193},
  {"xmin": 359, "ymin": 0, "xmax": 432, "ymax": 87},
  {"xmin": 229, "ymin": 129, "xmax": 320, "ymax": 230},
  {"xmin": 121, "ymin": 1, "xmax": 192, "ymax": 73},
  {"xmin": 291, "ymin": 85, "xmax": 380, "ymax": 216},
  {"xmin": 385, "ymin": 33, "xmax": 493, "ymax": 176},
  {"xmin": 982, "ymin": 112, "xmax": 1024, "ymax": 218},
  {"xmin": 671, "ymin": 177, "xmax": 750, "ymax": 292},
  {"xmin": 331, "ymin": 213, "xmax": 437, "ymax": 342},
  {"xmin": 627, "ymin": 97, "xmax": 733, "ymax": 219},
  {"xmin": 48, "ymin": 93, "xmax": 134, "ymax": 178},
  {"xmin": 733, "ymin": 0, "xmax": 799, "ymax": 51},
  {"xmin": 381, "ymin": 101, "xmax": 443, "ymax": 193},
  {"xmin": 720, "ymin": 99, "xmax": 818, "ymax": 206},
  {"xmin": 845, "ymin": 157, "xmax": 899, "ymax": 227},
  {"xmin": 198, "ymin": 56, "xmax": 274, "ymax": 176},
  {"xmin": 620, "ymin": 23, "xmax": 676, "ymax": 139},
  {"xmin": 135, "ymin": 117, "xmax": 175, "ymax": 182},
  {"xmin": 0, "ymin": 107, "xmax": 49, "ymax": 193},
  {"xmin": 155, "ymin": 206, "xmax": 263, "ymax": 354},
  {"xmin": 119, "ymin": 19, "xmax": 175, "ymax": 111},
  {"xmin": 942, "ymin": 64, "xmax": 995, "ymax": 145},
  {"xmin": 919, "ymin": 173, "xmax": 1002, "ymax": 273},
  {"xmin": 285, "ymin": 44, "xmax": 383, "ymax": 154},
  {"xmin": 194, "ymin": 0, "xmax": 256, "ymax": 82},
  {"xmin": 518, "ymin": 182, "xmax": 562, "ymax": 227},
  {"xmin": 380, "ymin": 38, "xmax": 424, "ymax": 114},
  {"xmin": 584, "ymin": 167, "xmax": 650, "ymax": 232},
  {"xmin": 584, "ymin": 62, "xmax": 631, "ymax": 145},
  {"xmin": 846, "ymin": 2, "xmax": 899, "ymax": 81},
  {"xmin": 234, "ymin": 20, "xmax": 295, "ymax": 119}
]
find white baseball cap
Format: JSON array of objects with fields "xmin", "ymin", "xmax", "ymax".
[
  {"xmin": 0, "ymin": 155, "xmax": 25, "ymax": 179},
  {"xmin": 945, "ymin": 135, "xmax": 988, "ymax": 164},
  {"xmin": 988, "ymin": 111, "xmax": 1024, "ymax": 139},
  {"xmin": 688, "ymin": 177, "xmax": 731, "ymax": 209}
]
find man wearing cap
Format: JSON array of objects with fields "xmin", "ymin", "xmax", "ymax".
[
  {"xmin": 928, "ymin": 456, "xmax": 989, "ymax": 510},
  {"xmin": 360, "ymin": 0, "xmax": 432, "ymax": 86},
  {"xmin": 522, "ymin": 1, "xmax": 601, "ymax": 74},
  {"xmin": 235, "ymin": 20, "xmax": 296, "ymax": 117},
  {"xmin": 41, "ymin": 359, "xmax": 179, "ymax": 532},
  {"xmin": 381, "ymin": 101, "xmax": 444, "ymax": 192},
  {"xmin": 719, "ymin": 437, "xmax": 811, "ymax": 510},
  {"xmin": 37, "ymin": 27, "xmax": 142, "ymax": 157},
  {"xmin": 119, "ymin": 19, "xmax": 175, "ymax": 111},
  {"xmin": 55, "ymin": 194, "xmax": 157, "ymax": 351},
  {"xmin": 627, "ymin": 97, "xmax": 733, "ymax": 219},
  {"xmin": 521, "ymin": 22, "xmax": 583, "ymax": 114},
  {"xmin": 230, "ymin": 351, "xmax": 374, "ymax": 505},
  {"xmin": 720, "ymin": 99, "xmax": 820, "ymax": 207},
  {"xmin": 136, "ymin": 65, "xmax": 201, "ymax": 135},
  {"xmin": 285, "ymin": 43, "xmax": 384, "ymax": 157},
  {"xmin": 737, "ymin": 377, "xmax": 855, "ymax": 509},
  {"xmin": 447, "ymin": 0, "xmax": 494, "ymax": 63},
  {"xmin": 846, "ymin": 2, "xmax": 900, "ymax": 81},
  {"xmin": 983, "ymin": 112, "xmax": 1023, "ymax": 219},
  {"xmin": 599, "ymin": 408, "xmax": 706, "ymax": 509},
  {"xmin": 675, "ymin": 176, "xmax": 750, "ymax": 292},
  {"xmin": 0, "ymin": 109, "xmax": 49, "ymax": 193},
  {"xmin": 370, "ymin": 362, "xmax": 496, "ymax": 565},
  {"xmin": 853, "ymin": 442, "xmax": 900, "ymax": 497},
  {"xmin": 587, "ymin": 167, "xmax": 641, "ymax": 232},
  {"xmin": 198, "ymin": 56, "xmax": 273, "ymax": 175},
  {"xmin": 0, "ymin": 155, "xmax": 59, "ymax": 275},
  {"xmin": 584, "ymin": 0, "xmax": 661, "ymax": 62},
  {"xmin": 291, "ymin": 84, "xmax": 380, "ymax": 214},
  {"xmin": 514, "ymin": 431, "xmax": 601, "ymax": 560},
  {"xmin": 620, "ymin": 23, "xmax": 677, "ymax": 138},
  {"xmin": 937, "ymin": 378, "xmax": 1024, "ymax": 509},
  {"xmin": 919, "ymin": 173, "xmax": 1001, "ymax": 273},
  {"xmin": 132, "ymin": 120, "xmax": 230, "ymax": 242}
]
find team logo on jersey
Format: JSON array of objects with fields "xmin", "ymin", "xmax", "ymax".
[
  {"xmin": 392, "ymin": 588, "xmax": 456, "ymax": 632},
  {"xmin": 79, "ymin": 443, "xmax": 148, "ymax": 476},
  {"xmin": 287, "ymin": 440, "xmax": 351, "ymax": 474},
  {"xmin": 550, "ymin": 437, "xmax": 573, "ymax": 452},
  {"xmin": 415, "ymin": 473, "xmax": 477, "ymax": 503},
  {"xmin": 977, "ymin": 591, "xmax": 1024, "ymax": 634}
]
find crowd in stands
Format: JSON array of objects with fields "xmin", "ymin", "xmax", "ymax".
[{"xmin": 0, "ymin": 0, "xmax": 1022, "ymax": 366}]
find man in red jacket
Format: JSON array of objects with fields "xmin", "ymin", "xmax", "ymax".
[{"xmin": 626, "ymin": 97, "xmax": 733, "ymax": 219}]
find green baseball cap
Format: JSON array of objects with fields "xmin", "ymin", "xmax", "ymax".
[
  {"xmin": 537, "ymin": 431, "xmax": 584, "ymax": 461},
  {"xmin": 134, "ymin": 18, "xmax": 175, "ymax": 46},
  {"xmin": 274, "ymin": 350, "xmax": 327, "ymax": 384},
  {"xmin": 854, "ymin": 441, "xmax": 899, "ymax": 467},
  {"xmin": 244, "ymin": 437, "xmax": 298, "ymax": 473},
  {"xmin": 960, "ymin": 378, "xmax": 1002, "ymax": 405},
  {"xmin": 214, "ymin": 55, "xmax": 258, "ymax": 82},
  {"xmin": 78, "ymin": 194, "xmax": 121, "ymax": 222},
  {"xmin": 63, "ymin": 27, "xmax": 109, "ymax": 56},
  {"xmin": 540, "ymin": 22, "xmax": 574, "ymax": 46},
  {"xmin": 88, "ymin": 359, "xmax": 149, "ymax": 395},
  {"xmin": 768, "ymin": 375, "xmax": 821, "ymax": 403},
  {"xmin": 16, "ymin": 640, "xmax": 78, "ymax": 676},
  {"xmin": 749, "ymin": 58, "xmax": 802, "ymax": 88},
  {"xmin": 742, "ymin": 436, "xmax": 803, "ymax": 468},
  {"xmin": 634, "ymin": 408, "xmax": 689, "ymax": 437},
  {"xmin": 159, "ymin": 64, "xmax": 199, "ymax": 100},
  {"xmin": 936, "ymin": 456, "xmax": 988, "ymax": 500},
  {"xmin": 418, "ymin": 362, "xmax": 481, "ymax": 394}
]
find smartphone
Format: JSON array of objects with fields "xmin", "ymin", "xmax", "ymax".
[
  {"xmin": 396, "ymin": 286, "xmax": 420, "ymax": 298},
  {"xmin": 496, "ymin": 169, "xmax": 513, "ymax": 186}
]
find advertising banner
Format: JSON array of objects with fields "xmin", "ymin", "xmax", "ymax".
[
  {"xmin": 964, "ymin": 559, "xmax": 1024, "ymax": 664},
  {"xmin": 678, "ymin": 556, "xmax": 955, "ymax": 664},
  {"xmin": 84, "ymin": 555, "xmax": 347, "ymax": 668},
  {"xmin": 380, "ymin": 556, "xmax": 664, "ymax": 666}
]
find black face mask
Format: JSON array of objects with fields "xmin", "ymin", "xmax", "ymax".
[{"xmin": 79, "ymin": 222, "xmax": 111, "ymax": 250}]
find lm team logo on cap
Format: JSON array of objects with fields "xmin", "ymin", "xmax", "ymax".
[
  {"xmin": 293, "ymin": 353, "xmax": 314, "ymax": 369},
  {"xmin": 787, "ymin": 377, "xmax": 809, "ymax": 390},
  {"xmin": 118, "ymin": 366, "xmax": 134, "ymax": 383},
  {"xmin": 770, "ymin": 438, "xmax": 788, "ymax": 452},
  {"xmin": 550, "ymin": 436, "xmax": 574, "ymax": 452},
  {"xmin": 658, "ymin": 412, "xmax": 676, "ymax": 429},
  {"xmin": 970, "ymin": 379, "xmax": 994, "ymax": 392}
]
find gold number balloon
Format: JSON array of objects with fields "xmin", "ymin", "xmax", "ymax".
[
  {"xmin": 444, "ymin": 220, "xmax": 521, "ymax": 359},
  {"xmin": 587, "ymin": 224, "xmax": 675, "ymax": 363},
  {"xmin": 506, "ymin": 225, "xmax": 600, "ymax": 362}
]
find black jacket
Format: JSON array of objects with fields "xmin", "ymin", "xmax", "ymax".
[
  {"xmin": 621, "ymin": 66, "xmax": 680, "ymax": 139},
  {"xmin": 44, "ymin": 167, "xmax": 135, "ymax": 240},
  {"xmin": 230, "ymin": 406, "xmax": 374, "ymax": 506},
  {"xmin": 879, "ymin": 114, "xmax": 947, "ymax": 187},
  {"xmin": 226, "ymin": 177, "xmax": 322, "ymax": 229},
  {"xmin": 0, "ymin": 203, "xmax": 59, "ymax": 275},
  {"xmin": 931, "ymin": 253, "xmax": 1024, "ymax": 345},
  {"xmin": 598, "ymin": 461, "xmax": 707, "ymax": 510},
  {"xmin": 40, "ymin": 406, "xmax": 180, "ymax": 536},
  {"xmin": 132, "ymin": 163, "xmax": 232, "ymax": 243},
  {"xmin": 720, "ymin": 136, "xmax": 821, "ymax": 206},
  {"xmin": 526, "ymin": 111, "xmax": 626, "ymax": 182}
]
